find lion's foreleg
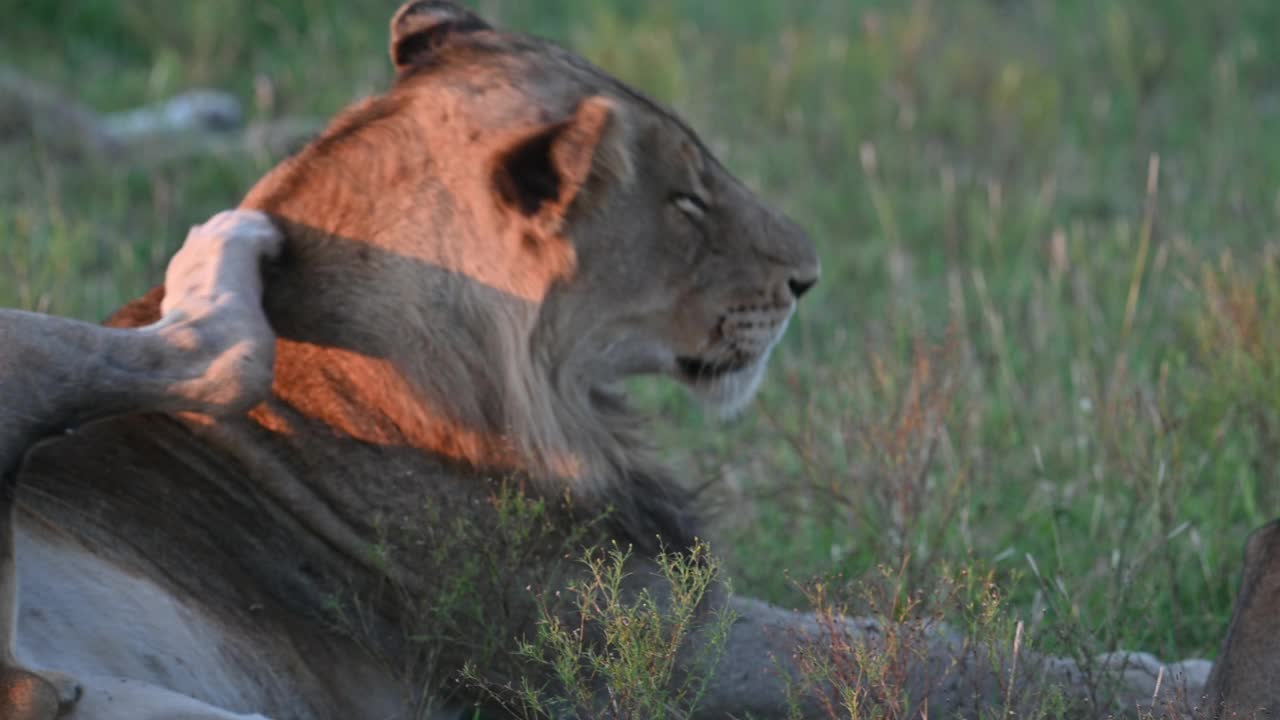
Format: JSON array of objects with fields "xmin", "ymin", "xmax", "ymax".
[
  {"xmin": 0, "ymin": 313, "xmax": 148, "ymax": 717},
  {"xmin": 0, "ymin": 210, "xmax": 282, "ymax": 720},
  {"xmin": 685, "ymin": 594, "xmax": 1013, "ymax": 719},
  {"xmin": 686, "ymin": 593, "xmax": 1206, "ymax": 719}
]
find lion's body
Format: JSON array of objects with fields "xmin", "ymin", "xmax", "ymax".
[
  {"xmin": 15, "ymin": 423, "xmax": 406, "ymax": 718},
  {"xmin": 15, "ymin": 516, "xmax": 325, "ymax": 718},
  {"xmin": 13, "ymin": 357, "xmax": 520, "ymax": 718}
]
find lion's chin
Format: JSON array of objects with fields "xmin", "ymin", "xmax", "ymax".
[{"xmin": 685, "ymin": 355, "xmax": 769, "ymax": 420}]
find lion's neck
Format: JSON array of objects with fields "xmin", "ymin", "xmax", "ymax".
[
  {"xmin": 259, "ymin": 308, "xmax": 598, "ymax": 490},
  {"xmin": 255, "ymin": 261, "xmax": 699, "ymax": 554}
]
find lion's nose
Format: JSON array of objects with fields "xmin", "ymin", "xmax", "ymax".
[{"xmin": 787, "ymin": 274, "xmax": 818, "ymax": 300}]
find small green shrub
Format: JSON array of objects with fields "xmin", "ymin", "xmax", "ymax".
[{"xmin": 465, "ymin": 541, "xmax": 734, "ymax": 720}]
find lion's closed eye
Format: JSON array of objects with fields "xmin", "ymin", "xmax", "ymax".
[{"xmin": 672, "ymin": 193, "xmax": 709, "ymax": 221}]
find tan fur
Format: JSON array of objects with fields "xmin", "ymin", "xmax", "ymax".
[{"xmin": 1202, "ymin": 520, "xmax": 1280, "ymax": 718}]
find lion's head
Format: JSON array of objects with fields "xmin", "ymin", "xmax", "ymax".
[{"xmin": 233, "ymin": 0, "xmax": 817, "ymax": 545}]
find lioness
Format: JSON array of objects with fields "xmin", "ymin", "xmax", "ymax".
[
  {"xmin": 1, "ymin": 2, "xmax": 1221, "ymax": 719},
  {"xmin": 15, "ymin": 2, "xmax": 828, "ymax": 716}
]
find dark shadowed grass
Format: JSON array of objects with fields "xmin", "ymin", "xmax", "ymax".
[{"xmin": 4, "ymin": 0, "xmax": 1280, "ymax": 681}]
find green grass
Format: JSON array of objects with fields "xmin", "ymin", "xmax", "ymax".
[{"xmin": 5, "ymin": 0, "xmax": 1280, "ymax": 672}]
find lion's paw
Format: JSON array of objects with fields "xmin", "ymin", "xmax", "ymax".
[
  {"xmin": 0, "ymin": 665, "xmax": 81, "ymax": 720},
  {"xmin": 146, "ymin": 209, "xmax": 284, "ymax": 416},
  {"xmin": 37, "ymin": 668, "xmax": 83, "ymax": 712}
]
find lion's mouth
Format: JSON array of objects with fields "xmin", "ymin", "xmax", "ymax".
[{"xmin": 676, "ymin": 355, "xmax": 754, "ymax": 382}]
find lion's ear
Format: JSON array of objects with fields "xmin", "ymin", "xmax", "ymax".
[
  {"xmin": 492, "ymin": 96, "xmax": 634, "ymax": 223},
  {"xmin": 389, "ymin": 1, "xmax": 491, "ymax": 72}
]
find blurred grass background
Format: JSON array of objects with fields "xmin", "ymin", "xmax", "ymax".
[{"xmin": 4, "ymin": 0, "xmax": 1280, "ymax": 664}]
